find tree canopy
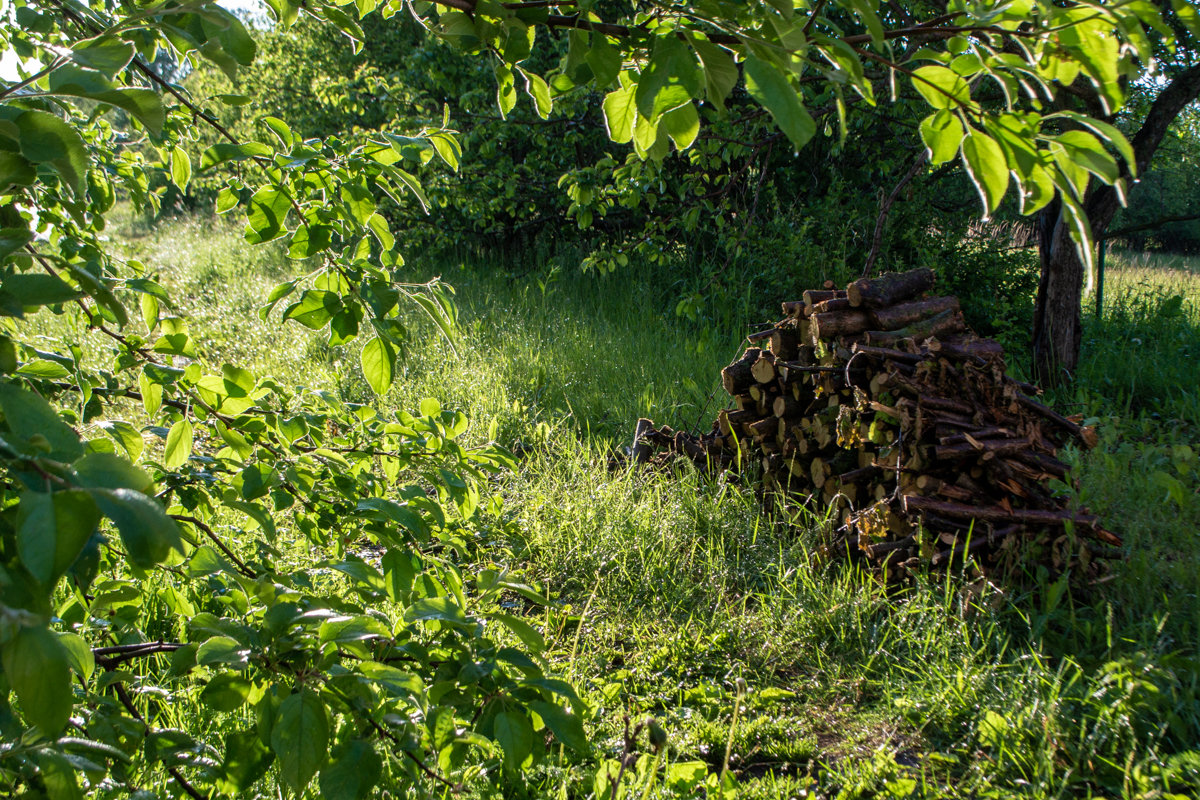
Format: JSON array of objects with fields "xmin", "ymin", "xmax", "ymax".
[{"xmin": 0, "ymin": 0, "xmax": 1194, "ymax": 796}]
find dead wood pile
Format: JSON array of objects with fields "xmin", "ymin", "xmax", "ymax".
[{"xmin": 633, "ymin": 268, "xmax": 1119, "ymax": 580}]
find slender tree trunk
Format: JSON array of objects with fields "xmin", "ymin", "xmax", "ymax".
[
  {"xmin": 1032, "ymin": 200, "xmax": 1084, "ymax": 385},
  {"xmin": 1031, "ymin": 62, "xmax": 1200, "ymax": 387}
]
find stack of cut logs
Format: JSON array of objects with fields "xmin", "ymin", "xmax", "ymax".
[{"xmin": 635, "ymin": 268, "xmax": 1119, "ymax": 580}]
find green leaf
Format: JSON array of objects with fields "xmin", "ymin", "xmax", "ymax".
[
  {"xmin": 919, "ymin": 110, "xmax": 964, "ymax": 165},
  {"xmin": 340, "ymin": 182, "xmax": 376, "ymax": 224},
  {"xmin": 73, "ymin": 451, "xmax": 151, "ymax": 492},
  {"xmin": 14, "ymin": 110, "xmax": 89, "ymax": 195},
  {"xmin": 962, "ymin": 131, "xmax": 1009, "ymax": 216},
  {"xmin": 358, "ymin": 661, "xmax": 422, "ymax": 697},
  {"xmin": 0, "ymin": 152, "xmax": 37, "ymax": 193},
  {"xmin": 602, "ymin": 85, "xmax": 636, "ymax": 144},
  {"xmin": 847, "ymin": 0, "xmax": 885, "ymax": 45},
  {"xmin": 224, "ymin": 499, "xmax": 277, "ymax": 541},
  {"xmin": 2, "ymin": 625, "xmax": 72, "ymax": 735},
  {"xmin": 0, "ymin": 273, "xmax": 81, "ymax": 309},
  {"xmin": 171, "ymin": 147, "xmax": 191, "ymax": 193},
  {"xmin": 1058, "ymin": 191, "xmax": 1096, "ymax": 273},
  {"xmin": 910, "ymin": 65, "xmax": 971, "ymax": 110},
  {"xmin": 138, "ymin": 370, "xmax": 163, "ymax": 415},
  {"xmin": 197, "ymin": 635, "xmax": 250, "ymax": 668},
  {"xmin": 520, "ymin": 68, "xmax": 553, "ymax": 119},
  {"xmin": 319, "ymin": 740, "xmax": 381, "ymax": 800},
  {"xmin": 496, "ymin": 64, "xmax": 517, "ymax": 118},
  {"xmin": 429, "ymin": 133, "xmax": 461, "ymax": 172},
  {"xmin": 357, "ymin": 498, "xmax": 428, "ymax": 540},
  {"xmin": 222, "ymin": 363, "xmax": 255, "ymax": 394},
  {"xmin": 1052, "ymin": 130, "xmax": 1119, "ymax": 184},
  {"xmin": 264, "ymin": 0, "xmax": 302, "ymax": 26},
  {"xmin": 1172, "ymin": 0, "xmax": 1200, "ymax": 38},
  {"xmin": 663, "ymin": 102, "xmax": 699, "ymax": 150},
  {"xmin": 200, "ymin": 142, "xmax": 273, "ymax": 170},
  {"xmin": 272, "ymin": 690, "xmax": 329, "ymax": 792},
  {"xmin": 38, "ymin": 752, "xmax": 82, "ymax": 800},
  {"xmin": 0, "ymin": 381, "xmax": 83, "ymax": 461},
  {"xmin": 318, "ymin": 615, "xmax": 391, "ymax": 645},
  {"xmin": 283, "ymin": 290, "xmax": 342, "ymax": 330},
  {"xmin": 141, "ymin": 293, "xmax": 159, "ymax": 332},
  {"xmin": 91, "ymin": 487, "xmax": 183, "ymax": 569},
  {"xmin": 403, "ymin": 597, "xmax": 466, "ymax": 625},
  {"xmin": 744, "ymin": 55, "xmax": 815, "ymax": 150},
  {"xmin": 490, "ymin": 612, "xmax": 545, "ymax": 652},
  {"xmin": 202, "ymin": 673, "xmax": 253, "ymax": 711},
  {"xmin": 210, "ymin": 7, "xmax": 258, "ymax": 65},
  {"xmin": 259, "ymin": 279, "xmax": 297, "ymax": 319},
  {"xmin": 530, "ymin": 700, "xmax": 589, "ymax": 753},
  {"xmin": 360, "ymin": 336, "xmax": 395, "ymax": 395},
  {"xmin": 635, "ymin": 35, "xmax": 700, "ymax": 122},
  {"xmin": 65, "ymin": 262, "xmax": 128, "ymax": 327},
  {"xmin": 234, "ymin": 462, "xmax": 275, "ymax": 500},
  {"xmin": 409, "ymin": 291, "xmax": 459, "ymax": 353},
  {"xmin": 15, "ymin": 359, "xmax": 70, "ymax": 379},
  {"xmin": 244, "ymin": 187, "xmax": 292, "ymax": 244},
  {"xmin": 692, "ymin": 38, "xmax": 738, "ymax": 112},
  {"xmin": 215, "ymin": 93, "xmax": 253, "ymax": 106},
  {"xmin": 219, "ymin": 730, "xmax": 275, "ymax": 793},
  {"xmin": 59, "ymin": 631, "xmax": 95, "ymax": 682},
  {"xmin": 70, "ymin": 36, "xmax": 136, "ymax": 74},
  {"xmin": 1047, "ymin": 111, "xmax": 1136, "ymax": 177},
  {"xmin": 17, "ymin": 489, "xmax": 100, "ymax": 585},
  {"xmin": 383, "ymin": 167, "xmax": 429, "ymax": 214},
  {"xmin": 48, "ymin": 66, "xmax": 166, "ymax": 135},
  {"xmin": 261, "ymin": 116, "xmax": 295, "ymax": 148},
  {"xmin": 288, "ymin": 224, "xmax": 333, "ymax": 259},
  {"xmin": 164, "ymin": 418, "xmax": 194, "ymax": 469},
  {"xmin": 0, "ymin": 228, "xmax": 34, "ymax": 262},
  {"xmin": 586, "ymin": 34, "xmax": 622, "ymax": 88},
  {"xmin": 494, "ymin": 710, "xmax": 534, "ymax": 771},
  {"xmin": 366, "ymin": 212, "xmax": 395, "ymax": 251}
]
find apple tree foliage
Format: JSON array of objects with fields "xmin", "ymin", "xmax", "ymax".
[{"xmin": 0, "ymin": 0, "xmax": 1186, "ymax": 797}]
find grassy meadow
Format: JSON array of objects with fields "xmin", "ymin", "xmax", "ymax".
[{"xmin": 39, "ymin": 214, "xmax": 1200, "ymax": 799}]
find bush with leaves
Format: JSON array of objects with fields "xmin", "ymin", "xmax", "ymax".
[
  {"xmin": 0, "ymin": 0, "xmax": 1183, "ymax": 797},
  {"xmin": 1, "ymin": 2, "xmax": 588, "ymax": 798}
]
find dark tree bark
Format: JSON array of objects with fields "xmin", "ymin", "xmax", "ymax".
[{"xmin": 1032, "ymin": 63, "xmax": 1200, "ymax": 386}]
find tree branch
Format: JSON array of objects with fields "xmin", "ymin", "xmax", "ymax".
[
  {"xmin": 1085, "ymin": 62, "xmax": 1200, "ymax": 233},
  {"xmin": 862, "ymin": 150, "xmax": 928, "ymax": 278},
  {"xmin": 1103, "ymin": 211, "xmax": 1200, "ymax": 240}
]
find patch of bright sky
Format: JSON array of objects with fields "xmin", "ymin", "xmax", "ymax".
[{"xmin": 1, "ymin": 0, "xmax": 270, "ymax": 81}]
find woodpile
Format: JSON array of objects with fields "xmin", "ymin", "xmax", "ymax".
[{"xmin": 632, "ymin": 268, "xmax": 1118, "ymax": 581}]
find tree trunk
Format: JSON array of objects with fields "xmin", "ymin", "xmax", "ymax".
[
  {"xmin": 1031, "ymin": 199, "xmax": 1084, "ymax": 385},
  {"xmin": 1032, "ymin": 63, "xmax": 1200, "ymax": 387}
]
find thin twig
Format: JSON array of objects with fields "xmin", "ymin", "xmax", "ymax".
[
  {"xmin": 801, "ymin": 0, "xmax": 828, "ymax": 36},
  {"xmin": 111, "ymin": 682, "xmax": 205, "ymax": 800},
  {"xmin": 94, "ymin": 641, "xmax": 184, "ymax": 667},
  {"xmin": 0, "ymin": 55, "xmax": 69, "ymax": 100},
  {"xmin": 366, "ymin": 717, "xmax": 461, "ymax": 791},
  {"xmin": 171, "ymin": 515, "xmax": 257, "ymax": 578},
  {"xmin": 862, "ymin": 150, "xmax": 928, "ymax": 278}
]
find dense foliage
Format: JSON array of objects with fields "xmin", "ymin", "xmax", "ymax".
[{"xmin": 0, "ymin": 0, "xmax": 1191, "ymax": 797}]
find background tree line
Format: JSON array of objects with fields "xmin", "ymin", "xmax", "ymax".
[{"xmin": 180, "ymin": 3, "xmax": 1200, "ymax": 371}]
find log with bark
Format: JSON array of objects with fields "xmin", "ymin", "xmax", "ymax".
[{"xmin": 628, "ymin": 267, "xmax": 1115, "ymax": 585}]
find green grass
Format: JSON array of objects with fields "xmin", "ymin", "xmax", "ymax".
[
  {"xmin": 1075, "ymin": 248, "xmax": 1200, "ymax": 424},
  {"xmin": 31, "ymin": 216, "xmax": 1200, "ymax": 798}
]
